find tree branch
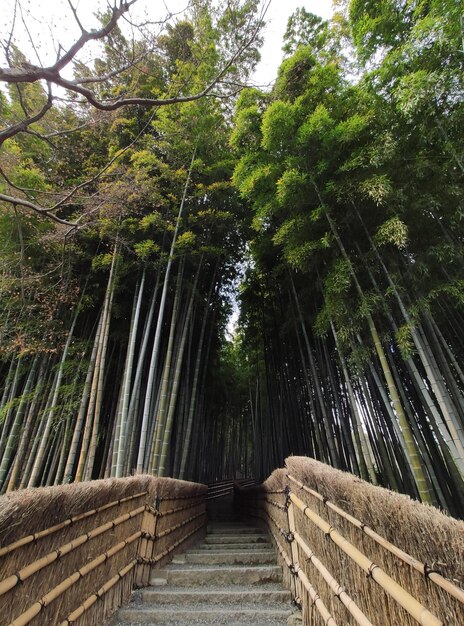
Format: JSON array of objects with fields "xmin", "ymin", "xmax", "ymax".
[
  {"xmin": 0, "ymin": 193, "xmax": 75, "ymax": 226},
  {"xmin": 0, "ymin": 84, "xmax": 53, "ymax": 144}
]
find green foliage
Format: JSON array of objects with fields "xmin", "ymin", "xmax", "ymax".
[
  {"xmin": 174, "ymin": 231, "xmax": 197, "ymax": 253},
  {"xmin": 324, "ymin": 259, "xmax": 352, "ymax": 296},
  {"xmin": 375, "ymin": 216, "xmax": 408, "ymax": 249},
  {"xmin": 273, "ymin": 46, "xmax": 315, "ymax": 101},
  {"xmin": 275, "ymin": 169, "xmax": 307, "ymax": 207},
  {"xmin": 359, "ymin": 174, "xmax": 392, "ymax": 206},
  {"xmin": 133, "ymin": 240, "xmax": 160, "ymax": 260},
  {"xmin": 261, "ymin": 101, "xmax": 298, "ymax": 153},
  {"xmin": 91, "ymin": 253, "xmax": 115, "ymax": 271},
  {"xmin": 396, "ymin": 323, "xmax": 415, "ymax": 359},
  {"xmin": 139, "ymin": 212, "xmax": 165, "ymax": 231},
  {"xmin": 283, "ymin": 9, "xmax": 329, "ymax": 56}
]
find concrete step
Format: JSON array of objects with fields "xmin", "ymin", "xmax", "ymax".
[
  {"xmin": 138, "ymin": 585, "xmax": 291, "ymax": 605},
  {"xmin": 196, "ymin": 541, "xmax": 272, "ymax": 550},
  {"xmin": 114, "ymin": 616, "xmax": 291, "ymax": 625},
  {"xmin": 207, "ymin": 525, "xmax": 263, "ymax": 534},
  {"xmin": 204, "ymin": 533, "xmax": 269, "ymax": 544},
  {"xmin": 180, "ymin": 550, "xmax": 277, "ymax": 565},
  {"xmin": 115, "ymin": 605, "xmax": 292, "ymax": 624},
  {"xmin": 108, "ymin": 522, "xmax": 292, "ymax": 626},
  {"xmin": 151, "ymin": 564, "xmax": 283, "ymax": 586}
]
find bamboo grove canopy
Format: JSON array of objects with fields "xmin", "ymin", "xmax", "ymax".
[{"xmin": 0, "ymin": 0, "xmax": 464, "ymax": 518}]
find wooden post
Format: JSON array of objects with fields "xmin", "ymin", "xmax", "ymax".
[
  {"xmin": 135, "ymin": 496, "xmax": 159, "ymax": 587},
  {"xmin": 285, "ymin": 485, "xmax": 303, "ymax": 606}
]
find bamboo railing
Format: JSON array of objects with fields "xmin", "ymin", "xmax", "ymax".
[
  {"xmin": 236, "ymin": 457, "xmax": 464, "ymax": 626},
  {"xmin": 0, "ymin": 475, "xmax": 207, "ymax": 626},
  {"xmin": 206, "ymin": 478, "xmax": 257, "ymax": 500}
]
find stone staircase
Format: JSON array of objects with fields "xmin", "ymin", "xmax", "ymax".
[{"xmin": 111, "ymin": 522, "xmax": 294, "ymax": 625}]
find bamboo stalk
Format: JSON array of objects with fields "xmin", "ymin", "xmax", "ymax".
[
  {"xmin": 293, "ymin": 530, "xmax": 374, "ymax": 626},
  {"xmin": 287, "ymin": 474, "xmax": 464, "ymax": 604},
  {"xmin": 155, "ymin": 509, "xmax": 206, "ymax": 540},
  {"xmin": 295, "ymin": 565, "xmax": 339, "ymax": 626},
  {"xmin": 137, "ymin": 148, "xmax": 197, "ymax": 474},
  {"xmin": 59, "ymin": 559, "xmax": 137, "ymax": 625},
  {"xmin": 289, "ymin": 492, "xmax": 442, "ymax": 626},
  {"xmin": 150, "ymin": 520, "xmax": 206, "ymax": 564},
  {"xmin": 9, "ymin": 531, "xmax": 141, "ymax": 626},
  {"xmin": 0, "ymin": 505, "xmax": 145, "ymax": 596}
]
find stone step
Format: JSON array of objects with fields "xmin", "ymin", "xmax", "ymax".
[
  {"xmin": 196, "ymin": 541, "xmax": 272, "ymax": 550},
  {"xmin": 114, "ymin": 616, "xmax": 291, "ymax": 625},
  {"xmin": 180, "ymin": 550, "xmax": 277, "ymax": 565},
  {"xmin": 151, "ymin": 564, "xmax": 283, "ymax": 586},
  {"xmin": 204, "ymin": 534, "xmax": 269, "ymax": 544},
  {"xmin": 115, "ymin": 605, "xmax": 292, "ymax": 624},
  {"xmin": 138, "ymin": 585, "xmax": 291, "ymax": 605},
  {"xmin": 107, "ymin": 522, "xmax": 292, "ymax": 626},
  {"xmin": 207, "ymin": 525, "xmax": 263, "ymax": 534}
]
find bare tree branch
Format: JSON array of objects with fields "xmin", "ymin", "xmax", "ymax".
[
  {"xmin": 67, "ymin": 0, "xmax": 86, "ymax": 34},
  {"xmin": 0, "ymin": 0, "xmax": 269, "ymax": 228},
  {"xmin": 0, "ymin": 193, "xmax": 75, "ymax": 226},
  {"xmin": 2, "ymin": 0, "xmax": 18, "ymax": 65},
  {"xmin": 0, "ymin": 84, "xmax": 53, "ymax": 144}
]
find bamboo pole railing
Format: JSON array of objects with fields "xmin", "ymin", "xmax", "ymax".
[
  {"xmin": 290, "ymin": 490, "xmax": 442, "ymax": 626},
  {"xmin": 0, "ymin": 475, "xmax": 207, "ymax": 626},
  {"xmin": 287, "ymin": 474, "xmax": 464, "ymax": 604},
  {"xmin": 236, "ymin": 458, "xmax": 464, "ymax": 626},
  {"xmin": 206, "ymin": 478, "xmax": 257, "ymax": 500},
  {"xmin": 0, "ymin": 491, "xmax": 148, "ymax": 559}
]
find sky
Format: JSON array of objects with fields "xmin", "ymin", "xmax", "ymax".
[
  {"xmin": 255, "ymin": 0, "xmax": 333, "ymax": 85},
  {"xmin": 1, "ymin": 0, "xmax": 333, "ymax": 85}
]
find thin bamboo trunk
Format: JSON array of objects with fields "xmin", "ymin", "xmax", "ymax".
[
  {"xmin": 0, "ymin": 355, "xmax": 38, "ymax": 490},
  {"xmin": 324, "ymin": 210, "xmax": 432, "ymax": 502},
  {"xmin": 63, "ymin": 315, "xmax": 103, "ymax": 482},
  {"xmin": 136, "ymin": 148, "xmax": 197, "ymax": 473},
  {"xmin": 7, "ymin": 355, "xmax": 48, "ymax": 491},
  {"xmin": 150, "ymin": 260, "xmax": 184, "ymax": 474},
  {"xmin": 75, "ymin": 245, "xmax": 118, "ymax": 482},
  {"xmin": 330, "ymin": 321, "xmax": 376, "ymax": 483},
  {"xmin": 114, "ymin": 272, "xmax": 145, "ymax": 477}
]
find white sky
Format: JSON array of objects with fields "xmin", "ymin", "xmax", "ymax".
[
  {"xmin": 1, "ymin": 0, "xmax": 333, "ymax": 85},
  {"xmin": 256, "ymin": 0, "xmax": 333, "ymax": 85}
]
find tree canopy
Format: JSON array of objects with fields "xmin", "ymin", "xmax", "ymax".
[{"xmin": 0, "ymin": 0, "xmax": 463, "ymax": 518}]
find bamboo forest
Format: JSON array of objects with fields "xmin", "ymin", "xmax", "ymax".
[{"xmin": 0, "ymin": 0, "xmax": 463, "ymax": 518}]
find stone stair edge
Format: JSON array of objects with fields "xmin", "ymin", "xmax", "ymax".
[{"xmin": 109, "ymin": 520, "xmax": 291, "ymax": 626}]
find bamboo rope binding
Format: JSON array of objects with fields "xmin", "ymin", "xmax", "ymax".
[
  {"xmin": 290, "ymin": 491, "xmax": 443, "ymax": 626},
  {"xmin": 287, "ymin": 473, "xmax": 464, "ymax": 604}
]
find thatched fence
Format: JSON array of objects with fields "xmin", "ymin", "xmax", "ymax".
[
  {"xmin": 236, "ymin": 456, "xmax": 464, "ymax": 626},
  {"xmin": 0, "ymin": 475, "xmax": 206, "ymax": 626}
]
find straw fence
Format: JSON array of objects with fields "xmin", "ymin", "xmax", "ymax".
[
  {"xmin": 0, "ymin": 475, "xmax": 207, "ymax": 626},
  {"xmin": 236, "ymin": 456, "xmax": 464, "ymax": 626}
]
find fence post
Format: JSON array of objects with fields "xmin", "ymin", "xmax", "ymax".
[
  {"xmin": 135, "ymin": 495, "xmax": 160, "ymax": 586},
  {"xmin": 285, "ymin": 485, "xmax": 303, "ymax": 607}
]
